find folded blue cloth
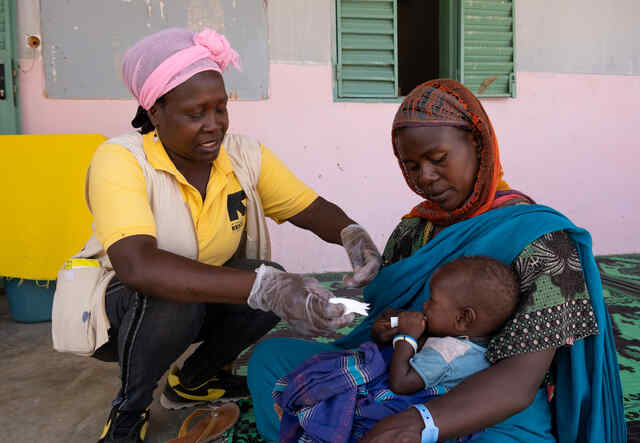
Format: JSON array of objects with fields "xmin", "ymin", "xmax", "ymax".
[{"xmin": 273, "ymin": 342, "xmax": 453, "ymax": 443}]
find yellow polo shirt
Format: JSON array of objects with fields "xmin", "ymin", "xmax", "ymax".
[{"xmin": 88, "ymin": 132, "xmax": 318, "ymax": 266}]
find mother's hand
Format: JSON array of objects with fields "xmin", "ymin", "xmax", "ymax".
[{"xmin": 359, "ymin": 408, "xmax": 424, "ymax": 443}]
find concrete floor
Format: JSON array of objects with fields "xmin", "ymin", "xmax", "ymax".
[{"xmin": 0, "ymin": 293, "xmax": 206, "ymax": 443}]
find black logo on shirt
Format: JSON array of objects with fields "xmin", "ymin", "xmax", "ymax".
[{"xmin": 227, "ymin": 190, "xmax": 247, "ymax": 231}]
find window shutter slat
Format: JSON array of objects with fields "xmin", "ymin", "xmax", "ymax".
[
  {"xmin": 336, "ymin": 0, "xmax": 397, "ymax": 98},
  {"xmin": 461, "ymin": 0, "xmax": 516, "ymax": 97},
  {"xmin": 0, "ymin": 0, "xmax": 6, "ymax": 50}
]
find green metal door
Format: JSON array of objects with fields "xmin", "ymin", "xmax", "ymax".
[{"xmin": 0, "ymin": 0, "xmax": 19, "ymax": 134}]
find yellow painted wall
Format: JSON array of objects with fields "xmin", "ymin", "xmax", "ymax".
[{"xmin": 0, "ymin": 134, "xmax": 106, "ymax": 279}]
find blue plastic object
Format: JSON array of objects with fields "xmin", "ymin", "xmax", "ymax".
[{"xmin": 5, "ymin": 278, "xmax": 56, "ymax": 323}]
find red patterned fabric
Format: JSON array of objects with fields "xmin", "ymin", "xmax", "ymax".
[{"xmin": 392, "ymin": 79, "xmax": 516, "ymax": 226}]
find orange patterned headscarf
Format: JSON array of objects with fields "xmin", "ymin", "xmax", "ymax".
[{"xmin": 392, "ymin": 79, "xmax": 511, "ymax": 226}]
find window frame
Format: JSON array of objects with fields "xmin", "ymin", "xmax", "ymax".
[{"xmin": 333, "ymin": 0, "xmax": 517, "ymax": 102}]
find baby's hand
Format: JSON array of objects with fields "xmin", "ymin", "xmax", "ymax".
[
  {"xmin": 397, "ymin": 311, "xmax": 426, "ymax": 339},
  {"xmin": 371, "ymin": 308, "xmax": 401, "ymax": 344},
  {"xmin": 379, "ymin": 308, "xmax": 401, "ymax": 321}
]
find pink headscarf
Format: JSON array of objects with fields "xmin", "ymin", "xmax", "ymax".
[{"xmin": 122, "ymin": 28, "xmax": 241, "ymax": 110}]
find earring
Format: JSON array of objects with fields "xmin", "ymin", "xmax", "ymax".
[{"xmin": 153, "ymin": 129, "xmax": 159, "ymax": 142}]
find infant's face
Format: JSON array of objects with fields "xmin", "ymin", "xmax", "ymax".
[{"xmin": 423, "ymin": 279, "xmax": 460, "ymax": 337}]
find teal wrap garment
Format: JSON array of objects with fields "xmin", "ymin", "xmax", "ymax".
[
  {"xmin": 334, "ymin": 204, "xmax": 626, "ymax": 442},
  {"xmin": 248, "ymin": 204, "xmax": 626, "ymax": 442}
]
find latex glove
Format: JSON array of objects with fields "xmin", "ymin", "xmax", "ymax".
[
  {"xmin": 248, "ymin": 265, "xmax": 354, "ymax": 336},
  {"xmin": 340, "ymin": 224, "xmax": 382, "ymax": 288}
]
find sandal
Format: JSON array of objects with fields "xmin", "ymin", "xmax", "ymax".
[{"xmin": 166, "ymin": 402, "xmax": 240, "ymax": 443}]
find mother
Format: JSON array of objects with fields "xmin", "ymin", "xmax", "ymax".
[
  {"xmin": 248, "ymin": 80, "xmax": 626, "ymax": 442},
  {"xmin": 54, "ymin": 28, "xmax": 381, "ymax": 442}
]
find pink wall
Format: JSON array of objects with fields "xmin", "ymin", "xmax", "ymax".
[{"xmin": 19, "ymin": 59, "xmax": 640, "ymax": 272}]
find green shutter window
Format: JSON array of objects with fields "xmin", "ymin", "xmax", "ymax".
[
  {"xmin": 461, "ymin": 0, "xmax": 516, "ymax": 97},
  {"xmin": 336, "ymin": 0, "xmax": 398, "ymax": 98},
  {"xmin": 0, "ymin": 0, "xmax": 19, "ymax": 134},
  {"xmin": 334, "ymin": 0, "xmax": 516, "ymax": 100}
]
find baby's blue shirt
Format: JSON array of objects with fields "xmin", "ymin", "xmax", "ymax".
[{"xmin": 409, "ymin": 336, "xmax": 489, "ymax": 391}]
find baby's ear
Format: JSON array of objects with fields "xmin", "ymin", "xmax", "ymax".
[{"xmin": 457, "ymin": 306, "xmax": 477, "ymax": 332}]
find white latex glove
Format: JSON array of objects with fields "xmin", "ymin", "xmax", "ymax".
[
  {"xmin": 247, "ymin": 265, "xmax": 354, "ymax": 336},
  {"xmin": 340, "ymin": 224, "xmax": 382, "ymax": 288}
]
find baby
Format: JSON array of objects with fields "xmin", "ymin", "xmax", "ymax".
[
  {"xmin": 373, "ymin": 255, "xmax": 519, "ymax": 395},
  {"xmin": 273, "ymin": 255, "xmax": 519, "ymax": 443}
]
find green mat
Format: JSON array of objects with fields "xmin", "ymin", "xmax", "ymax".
[
  {"xmin": 220, "ymin": 257, "xmax": 640, "ymax": 442},
  {"xmin": 597, "ymin": 254, "xmax": 640, "ymax": 441}
]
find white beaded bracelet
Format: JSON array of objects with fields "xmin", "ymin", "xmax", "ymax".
[{"xmin": 392, "ymin": 334, "xmax": 418, "ymax": 354}]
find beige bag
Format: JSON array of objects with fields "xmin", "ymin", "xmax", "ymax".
[{"xmin": 51, "ymin": 236, "xmax": 114, "ymax": 356}]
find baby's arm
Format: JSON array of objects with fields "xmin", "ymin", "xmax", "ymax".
[{"xmin": 388, "ymin": 311, "xmax": 427, "ymax": 394}]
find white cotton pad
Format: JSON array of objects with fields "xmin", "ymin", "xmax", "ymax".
[{"xmin": 329, "ymin": 297, "xmax": 370, "ymax": 316}]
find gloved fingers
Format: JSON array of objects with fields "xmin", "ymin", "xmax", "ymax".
[
  {"xmin": 341, "ymin": 273, "xmax": 358, "ymax": 289},
  {"xmin": 305, "ymin": 292, "xmax": 353, "ymax": 332},
  {"xmin": 259, "ymin": 272, "xmax": 311, "ymax": 323},
  {"xmin": 324, "ymin": 312, "xmax": 355, "ymax": 330},
  {"xmin": 345, "ymin": 238, "xmax": 367, "ymax": 268},
  {"xmin": 355, "ymin": 249, "xmax": 382, "ymax": 279},
  {"xmin": 341, "ymin": 226, "xmax": 382, "ymax": 289},
  {"xmin": 304, "ymin": 308, "xmax": 354, "ymax": 334},
  {"xmin": 290, "ymin": 301, "xmax": 350, "ymax": 336},
  {"xmin": 303, "ymin": 279, "xmax": 350, "ymax": 319},
  {"xmin": 342, "ymin": 239, "xmax": 366, "ymax": 288},
  {"xmin": 260, "ymin": 271, "xmax": 356, "ymax": 335},
  {"xmin": 316, "ymin": 292, "xmax": 346, "ymax": 319},
  {"xmin": 247, "ymin": 264, "xmax": 287, "ymax": 311},
  {"xmin": 304, "ymin": 285, "xmax": 346, "ymax": 316},
  {"xmin": 342, "ymin": 248, "xmax": 381, "ymax": 288},
  {"xmin": 342, "ymin": 225, "xmax": 379, "ymax": 260},
  {"xmin": 303, "ymin": 278, "xmax": 333, "ymax": 299}
]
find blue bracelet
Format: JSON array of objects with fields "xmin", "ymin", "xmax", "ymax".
[{"xmin": 412, "ymin": 403, "xmax": 439, "ymax": 443}]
